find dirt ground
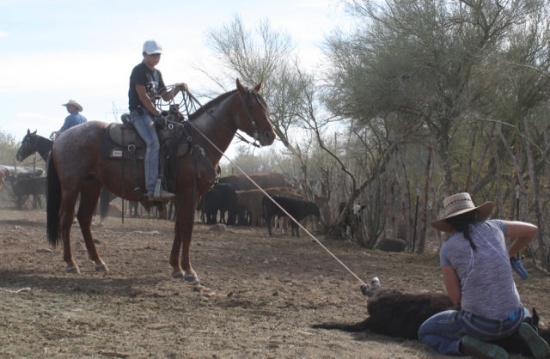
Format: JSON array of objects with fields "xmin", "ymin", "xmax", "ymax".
[{"xmin": 1, "ymin": 197, "xmax": 549, "ymax": 359}]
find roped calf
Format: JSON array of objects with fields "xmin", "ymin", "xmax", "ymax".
[
  {"xmin": 262, "ymin": 194, "xmax": 320, "ymax": 237},
  {"xmin": 312, "ymin": 283, "xmax": 549, "ymax": 358}
]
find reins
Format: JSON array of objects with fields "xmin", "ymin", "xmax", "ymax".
[
  {"xmin": 166, "ymin": 87, "xmax": 261, "ymax": 148},
  {"xmin": 193, "ymin": 91, "xmax": 261, "ymax": 148},
  {"xmin": 172, "ymin": 87, "xmax": 367, "ymax": 288}
]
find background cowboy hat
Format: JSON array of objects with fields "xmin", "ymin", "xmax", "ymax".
[{"xmin": 62, "ymin": 100, "xmax": 83, "ymax": 112}]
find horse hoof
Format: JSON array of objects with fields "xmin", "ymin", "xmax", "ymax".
[
  {"xmin": 172, "ymin": 271, "xmax": 184, "ymax": 279},
  {"xmin": 95, "ymin": 263, "xmax": 109, "ymax": 272},
  {"xmin": 183, "ymin": 273, "xmax": 199, "ymax": 283},
  {"xmin": 172, "ymin": 271, "xmax": 199, "ymax": 284},
  {"xmin": 66, "ymin": 266, "xmax": 81, "ymax": 274},
  {"xmin": 192, "ymin": 283, "xmax": 211, "ymax": 293}
]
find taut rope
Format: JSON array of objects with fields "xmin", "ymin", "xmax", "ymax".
[{"xmin": 183, "ymin": 90, "xmax": 368, "ymax": 288}]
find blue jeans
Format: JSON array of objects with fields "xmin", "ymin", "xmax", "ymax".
[
  {"xmin": 418, "ymin": 307, "xmax": 525, "ymax": 356},
  {"xmin": 129, "ymin": 110, "xmax": 160, "ymax": 193}
]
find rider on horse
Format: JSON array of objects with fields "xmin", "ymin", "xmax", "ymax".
[
  {"xmin": 128, "ymin": 39, "xmax": 188, "ymax": 202},
  {"xmin": 50, "ymin": 99, "xmax": 87, "ymax": 140}
]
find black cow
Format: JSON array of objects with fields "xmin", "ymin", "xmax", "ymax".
[
  {"xmin": 200, "ymin": 183, "xmax": 238, "ymax": 225},
  {"xmin": 8, "ymin": 174, "xmax": 46, "ymax": 209},
  {"xmin": 312, "ymin": 286, "xmax": 549, "ymax": 357},
  {"xmin": 262, "ymin": 195, "xmax": 320, "ymax": 237},
  {"xmin": 338, "ymin": 202, "xmax": 366, "ymax": 238}
]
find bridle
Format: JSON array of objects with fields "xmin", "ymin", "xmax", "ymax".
[
  {"xmin": 185, "ymin": 89, "xmax": 264, "ymax": 148},
  {"xmin": 19, "ymin": 133, "xmax": 37, "ymax": 160},
  {"xmin": 237, "ymin": 89, "xmax": 267, "ymax": 146}
]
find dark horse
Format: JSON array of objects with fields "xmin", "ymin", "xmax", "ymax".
[
  {"xmin": 46, "ymin": 79, "xmax": 275, "ymax": 282},
  {"xmin": 13, "ymin": 130, "xmax": 52, "ymax": 209},
  {"xmin": 16, "ymin": 129, "xmax": 53, "ymax": 162}
]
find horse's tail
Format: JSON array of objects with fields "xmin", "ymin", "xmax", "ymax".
[
  {"xmin": 46, "ymin": 156, "xmax": 62, "ymax": 247},
  {"xmin": 99, "ymin": 187, "xmax": 111, "ymax": 220}
]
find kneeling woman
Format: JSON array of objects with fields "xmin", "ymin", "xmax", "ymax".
[{"xmin": 418, "ymin": 192, "xmax": 550, "ymax": 359}]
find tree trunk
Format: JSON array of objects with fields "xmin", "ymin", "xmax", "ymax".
[{"xmin": 417, "ymin": 146, "xmax": 433, "ymax": 254}]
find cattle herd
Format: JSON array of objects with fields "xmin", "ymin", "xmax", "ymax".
[
  {"xmin": 199, "ymin": 172, "xmax": 322, "ymax": 237},
  {"xmin": 0, "ymin": 169, "xmax": 359, "ymax": 240},
  {"xmin": 0, "ymin": 169, "xmax": 333, "ymax": 238}
]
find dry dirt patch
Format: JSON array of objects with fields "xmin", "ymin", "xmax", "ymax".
[{"xmin": 0, "ymin": 206, "xmax": 548, "ymax": 358}]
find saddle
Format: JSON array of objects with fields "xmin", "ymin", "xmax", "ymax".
[
  {"xmin": 102, "ymin": 114, "xmax": 189, "ymax": 160},
  {"xmin": 101, "ymin": 114, "xmax": 218, "ymax": 195}
]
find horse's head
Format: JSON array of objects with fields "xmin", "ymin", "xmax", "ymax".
[
  {"xmin": 16, "ymin": 129, "xmax": 37, "ymax": 162},
  {"xmin": 236, "ymin": 79, "xmax": 276, "ymax": 146}
]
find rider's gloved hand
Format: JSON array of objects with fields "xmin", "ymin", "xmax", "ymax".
[
  {"xmin": 511, "ymin": 256, "xmax": 529, "ymax": 280},
  {"xmin": 176, "ymin": 83, "xmax": 188, "ymax": 92}
]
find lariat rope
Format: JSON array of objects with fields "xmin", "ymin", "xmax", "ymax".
[{"xmin": 165, "ymin": 86, "xmax": 367, "ymax": 288}]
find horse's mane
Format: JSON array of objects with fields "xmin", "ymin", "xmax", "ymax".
[
  {"xmin": 188, "ymin": 90, "xmax": 238, "ymax": 121},
  {"xmin": 34, "ymin": 133, "xmax": 52, "ymax": 142}
]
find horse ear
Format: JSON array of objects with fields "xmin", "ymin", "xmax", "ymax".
[
  {"xmin": 236, "ymin": 78, "xmax": 245, "ymax": 93},
  {"xmin": 32, "ymin": 129, "xmax": 37, "ymax": 134},
  {"xmin": 254, "ymin": 81, "xmax": 263, "ymax": 93}
]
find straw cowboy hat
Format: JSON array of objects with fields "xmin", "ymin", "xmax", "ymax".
[
  {"xmin": 431, "ymin": 192, "xmax": 494, "ymax": 232},
  {"xmin": 62, "ymin": 100, "xmax": 83, "ymax": 112}
]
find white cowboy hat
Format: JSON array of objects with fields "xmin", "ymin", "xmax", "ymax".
[
  {"xmin": 62, "ymin": 100, "xmax": 83, "ymax": 112},
  {"xmin": 431, "ymin": 192, "xmax": 494, "ymax": 232}
]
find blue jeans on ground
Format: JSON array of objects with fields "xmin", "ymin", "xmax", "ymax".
[
  {"xmin": 418, "ymin": 307, "xmax": 525, "ymax": 356},
  {"xmin": 129, "ymin": 110, "xmax": 160, "ymax": 194}
]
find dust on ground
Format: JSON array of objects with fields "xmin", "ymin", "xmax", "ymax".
[{"xmin": 1, "ymin": 202, "xmax": 548, "ymax": 358}]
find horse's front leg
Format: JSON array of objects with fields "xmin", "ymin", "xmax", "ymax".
[{"xmin": 170, "ymin": 200, "xmax": 198, "ymax": 283}]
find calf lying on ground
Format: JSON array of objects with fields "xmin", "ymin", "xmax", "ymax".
[{"xmin": 312, "ymin": 279, "xmax": 550, "ymax": 357}]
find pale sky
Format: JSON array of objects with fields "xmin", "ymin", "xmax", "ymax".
[{"xmin": 0, "ymin": 0, "xmax": 346, "ymax": 159}]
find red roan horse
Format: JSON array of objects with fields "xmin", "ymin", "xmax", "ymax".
[{"xmin": 46, "ymin": 79, "xmax": 275, "ymax": 282}]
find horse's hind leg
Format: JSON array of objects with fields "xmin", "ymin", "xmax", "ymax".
[
  {"xmin": 59, "ymin": 190, "xmax": 81, "ymax": 273},
  {"xmin": 77, "ymin": 181, "xmax": 109, "ymax": 272}
]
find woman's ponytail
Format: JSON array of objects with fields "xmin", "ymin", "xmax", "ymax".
[{"xmin": 445, "ymin": 210, "xmax": 478, "ymax": 250}]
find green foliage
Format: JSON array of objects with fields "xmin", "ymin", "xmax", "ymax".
[
  {"xmin": 205, "ymin": 3, "xmax": 550, "ymax": 261},
  {"xmin": 0, "ymin": 130, "xmax": 18, "ymax": 165}
]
